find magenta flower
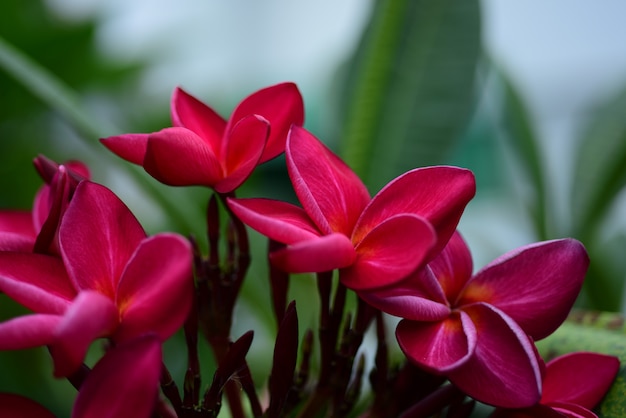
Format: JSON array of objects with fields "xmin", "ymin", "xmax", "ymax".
[
  {"xmin": 0, "ymin": 157, "xmax": 89, "ymax": 254},
  {"xmin": 228, "ymin": 126, "xmax": 475, "ymax": 290},
  {"xmin": 360, "ymin": 232, "xmax": 589, "ymax": 407},
  {"xmin": 0, "ymin": 181, "xmax": 193, "ymax": 377},
  {"xmin": 491, "ymin": 352, "xmax": 620, "ymax": 418},
  {"xmin": 101, "ymin": 82, "xmax": 304, "ymax": 193},
  {"xmin": 0, "ymin": 334, "xmax": 163, "ymax": 418}
]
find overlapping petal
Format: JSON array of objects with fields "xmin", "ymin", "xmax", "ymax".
[
  {"xmin": 428, "ymin": 231, "xmax": 473, "ymax": 304},
  {"xmin": 447, "ymin": 303, "xmax": 542, "ymax": 408},
  {"xmin": 0, "ymin": 314, "xmax": 62, "ymax": 350},
  {"xmin": 144, "ymin": 127, "xmax": 223, "ymax": 187},
  {"xmin": 353, "ymin": 166, "xmax": 475, "ymax": 256},
  {"xmin": 115, "ymin": 233, "xmax": 193, "ymax": 341},
  {"xmin": 0, "ymin": 253, "xmax": 75, "ymax": 314},
  {"xmin": 72, "ymin": 334, "xmax": 162, "ymax": 418},
  {"xmin": 0, "ymin": 393, "xmax": 56, "ymax": 418},
  {"xmin": 60, "ymin": 181, "xmax": 146, "ymax": 296},
  {"xmin": 269, "ymin": 233, "xmax": 356, "ymax": 273},
  {"xmin": 228, "ymin": 82, "xmax": 304, "ymax": 162},
  {"xmin": 396, "ymin": 310, "xmax": 476, "ymax": 373},
  {"xmin": 341, "ymin": 214, "xmax": 436, "ymax": 290},
  {"xmin": 50, "ymin": 291, "xmax": 119, "ymax": 377},
  {"xmin": 286, "ymin": 126, "xmax": 370, "ymax": 236},
  {"xmin": 458, "ymin": 239, "xmax": 589, "ymax": 340},
  {"xmin": 171, "ymin": 87, "xmax": 226, "ymax": 150},
  {"xmin": 100, "ymin": 133, "xmax": 149, "ymax": 165}
]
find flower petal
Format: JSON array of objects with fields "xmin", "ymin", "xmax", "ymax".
[
  {"xmin": 0, "ymin": 253, "xmax": 75, "ymax": 314},
  {"xmin": 216, "ymin": 114, "xmax": 269, "ymax": 193},
  {"xmin": 100, "ymin": 133, "xmax": 150, "ymax": 165},
  {"xmin": 396, "ymin": 310, "xmax": 476, "ymax": 373},
  {"xmin": 0, "ymin": 232, "xmax": 35, "ymax": 252},
  {"xmin": 447, "ymin": 303, "xmax": 542, "ymax": 408},
  {"xmin": 0, "ymin": 314, "xmax": 62, "ymax": 350},
  {"xmin": 170, "ymin": 87, "xmax": 226, "ymax": 153},
  {"xmin": 50, "ymin": 291, "xmax": 119, "ymax": 377},
  {"xmin": 228, "ymin": 198, "xmax": 322, "ymax": 243},
  {"xmin": 269, "ymin": 233, "xmax": 356, "ymax": 273},
  {"xmin": 144, "ymin": 127, "xmax": 224, "ymax": 187},
  {"xmin": 0, "ymin": 210, "xmax": 35, "ymax": 236},
  {"xmin": 458, "ymin": 239, "xmax": 589, "ymax": 340},
  {"xmin": 341, "ymin": 214, "xmax": 436, "ymax": 290},
  {"xmin": 72, "ymin": 334, "xmax": 162, "ymax": 418},
  {"xmin": 429, "ymin": 231, "xmax": 473, "ymax": 304},
  {"xmin": 354, "ymin": 166, "xmax": 475, "ymax": 256},
  {"xmin": 228, "ymin": 82, "xmax": 304, "ymax": 162},
  {"xmin": 286, "ymin": 126, "xmax": 370, "ymax": 235},
  {"xmin": 0, "ymin": 393, "xmax": 56, "ymax": 418},
  {"xmin": 115, "ymin": 233, "xmax": 193, "ymax": 342},
  {"xmin": 60, "ymin": 182, "xmax": 146, "ymax": 296},
  {"xmin": 490, "ymin": 404, "xmax": 564, "ymax": 418},
  {"xmin": 357, "ymin": 267, "xmax": 449, "ymax": 321},
  {"xmin": 542, "ymin": 352, "xmax": 619, "ymax": 408},
  {"xmin": 547, "ymin": 402, "xmax": 598, "ymax": 418}
]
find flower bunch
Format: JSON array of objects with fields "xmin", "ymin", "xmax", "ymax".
[{"xmin": 0, "ymin": 82, "xmax": 618, "ymax": 418}]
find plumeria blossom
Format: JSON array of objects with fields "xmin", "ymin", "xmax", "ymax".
[
  {"xmin": 0, "ymin": 181, "xmax": 193, "ymax": 377},
  {"xmin": 101, "ymin": 82, "xmax": 304, "ymax": 193},
  {"xmin": 491, "ymin": 352, "xmax": 620, "ymax": 418},
  {"xmin": 0, "ymin": 156, "xmax": 89, "ymax": 254},
  {"xmin": 0, "ymin": 334, "xmax": 162, "ymax": 418},
  {"xmin": 359, "ymin": 232, "xmax": 589, "ymax": 408},
  {"xmin": 228, "ymin": 126, "xmax": 475, "ymax": 290}
]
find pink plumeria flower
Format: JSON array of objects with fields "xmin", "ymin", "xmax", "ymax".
[
  {"xmin": 101, "ymin": 82, "xmax": 304, "ymax": 193},
  {"xmin": 0, "ymin": 181, "xmax": 193, "ymax": 377},
  {"xmin": 491, "ymin": 352, "xmax": 620, "ymax": 418},
  {"xmin": 0, "ymin": 334, "xmax": 163, "ymax": 418},
  {"xmin": 228, "ymin": 126, "xmax": 475, "ymax": 291},
  {"xmin": 0, "ymin": 156, "xmax": 89, "ymax": 254},
  {"xmin": 360, "ymin": 232, "xmax": 589, "ymax": 408}
]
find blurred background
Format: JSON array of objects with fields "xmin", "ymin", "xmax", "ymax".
[{"xmin": 2, "ymin": 0, "xmax": 626, "ymax": 415}]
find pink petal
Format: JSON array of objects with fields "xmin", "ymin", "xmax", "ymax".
[
  {"xmin": 0, "ymin": 210, "xmax": 35, "ymax": 236},
  {"xmin": 341, "ymin": 214, "xmax": 436, "ymax": 290},
  {"xmin": 0, "ymin": 232, "xmax": 35, "ymax": 252},
  {"xmin": 0, "ymin": 393, "xmax": 56, "ymax": 418},
  {"xmin": 100, "ymin": 133, "xmax": 150, "ymax": 165},
  {"xmin": 458, "ymin": 239, "xmax": 589, "ymax": 340},
  {"xmin": 354, "ymin": 166, "xmax": 475, "ymax": 257},
  {"xmin": 72, "ymin": 334, "xmax": 162, "ymax": 418},
  {"xmin": 396, "ymin": 310, "xmax": 476, "ymax": 373},
  {"xmin": 428, "ymin": 231, "xmax": 473, "ymax": 304},
  {"xmin": 547, "ymin": 402, "xmax": 598, "ymax": 418},
  {"xmin": 286, "ymin": 126, "xmax": 370, "ymax": 235},
  {"xmin": 170, "ymin": 87, "xmax": 226, "ymax": 154},
  {"xmin": 0, "ymin": 253, "xmax": 75, "ymax": 314},
  {"xmin": 60, "ymin": 182, "xmax": 146, "ymax": 296},
  {"xmin": 542, "ymin": 352, "xmax": 619, "ymax": 408},
  {"xmin": 357, "ymin": 267, "xmax": 449, "ymax": 321},
  {"xmin": 490, "ymin": 404, "xmax": 564, "ymax": 418},
  {"xmin": 144, "ymin": 127, "xmax": 224, "ymax": 187},
  {"xmin": 0, "ymin": 314, "xmax": 62, "ymax": 350},
  {"xmin": 115, "ymin": 233, "xmax": 193, "ymax": 342},
  {"xmin": 228, "ymin": 82, "xmax": 304, "ymax": 162},
  {"xmin": 227, "ymin": 198, "xmax": 322, "ymax": 243},
  {"xmin": 447, "ymin": 303, "xmax": 542, "ymax": 408},
  {"xmin": 215, "ymin": 114, "xmax": 269, "ymax": 193},
  {"xmin": 269, "ymin": 233, "xmax": 356, "ymax": 273},
  {"xmin": 50, "ymin": 291, "xmax": 119, "ymax": 377}
]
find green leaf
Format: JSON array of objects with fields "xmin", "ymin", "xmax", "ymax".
[
  {"xmin": 536, "ymin": 311, "xmax": 626, "ymax": 418},
  {"xmin": 571, "ymin": 83, "xmax": 626, "ymax": 242},
  {"xmin": 337, "ymin": 0, "xmax": 481, "ymax": 192},
  {"xmin": 494, "ymin": 68, "xmax": 549, "ymax": 240}
]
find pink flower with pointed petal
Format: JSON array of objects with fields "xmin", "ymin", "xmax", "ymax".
[
  {"xmin": 228, "ymin": 126, "xmax": 475, "ymax": 290},
  {"xmin": 0, "ymin": 156, "xmax": 89, "ymax": 254},
  {"xmin": 0, "ymin": 181, "xmax": 193, "ymax": 377},
  {"xmin": 491, "ymin": 352, "xmax": 620, "ymax": 418},
  {"xmin": 359, "ymin": 232, "xmax": 589, "ymax": 408},
  {"xmin": 101, "ymin": 82, "xmax": 304, "ymax": 193}
]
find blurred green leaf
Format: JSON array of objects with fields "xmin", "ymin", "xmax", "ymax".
[
  {"xmin": 337, "ymin": 0, "xmax": 481, "ymax": 192},
  {"xmin": 571, "ymin": 84, "xmax": 626, "ymax": 242},
  {"xmin": 536, "ymin": 311, "xmax": 626, "ymax": 418},
  {"xmin": 494, "ymin": 69, "xmax": 549, "ymax": 240}
]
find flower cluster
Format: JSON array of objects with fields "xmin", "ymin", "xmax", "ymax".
[{"xmin": 0, "ymin": 82, "xmax": 619, "ymax": 417}]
